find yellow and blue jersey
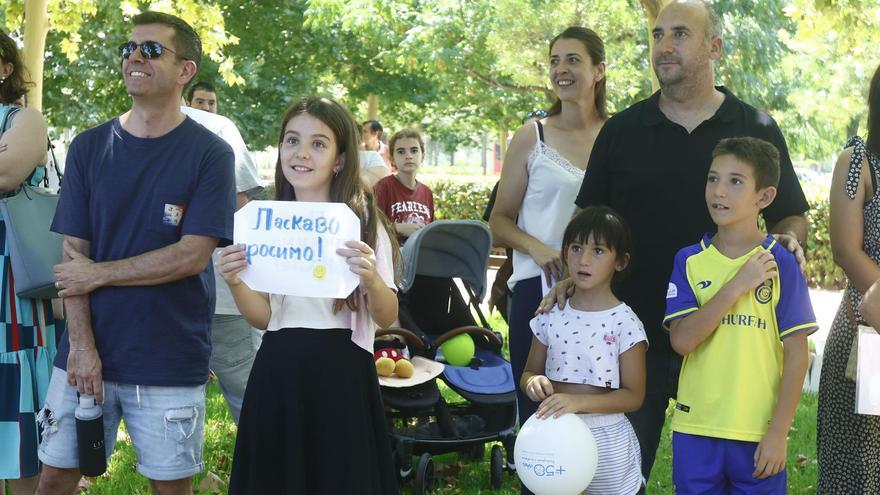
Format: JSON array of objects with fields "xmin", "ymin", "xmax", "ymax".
[{"xmin": 663, "ymin": 234, "xmax": 817, "ymax": 442}]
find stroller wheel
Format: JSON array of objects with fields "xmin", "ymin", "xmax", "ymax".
[
  {"xmin": 462, "ymin": 443, "xmax": 485, "ymax": 460},
  {"xmin": 490, "ymin": 444, "xmax": 504, "ymax": 490},
  {"xmin": 415, "ymin": 453, "xmax": 435, "ymax": 495}
]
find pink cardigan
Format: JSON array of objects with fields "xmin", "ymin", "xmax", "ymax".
[{"xmin": 349, "ymin": 227, "xmax": 397, "ymax": 353}]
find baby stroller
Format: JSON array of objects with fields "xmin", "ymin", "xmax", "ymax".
[{"xmin": 377, "ymin": 220, "xmax": 517, "ymax": 494}]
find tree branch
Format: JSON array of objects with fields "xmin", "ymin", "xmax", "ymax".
[{"xmin": 464, "ymin": 67, "xmax": 555, "ymax": 101}]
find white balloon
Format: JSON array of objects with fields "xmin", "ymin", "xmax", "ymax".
[{"xmin": 514, "ymin": 414, "xmax": 598, "ymax": 495}]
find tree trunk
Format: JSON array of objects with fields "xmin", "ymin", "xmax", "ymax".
[
  {"xmin": 499, "ymin": 126, "xmax": 509, "ymax": 160},
  {"xmin": 367, "ymin": 94, "xmax": 378, "ymax": 120},
  {"xmin": 22, "ymin": 0, "xmax": 49, "ymax": 110},
  {"xmin": 481, "ymin": 134, "xmax": 488, "ymax": 175}
]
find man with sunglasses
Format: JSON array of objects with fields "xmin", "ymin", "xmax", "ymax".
[{"xmin": 38, "ymin": 11, "xmax": 234, "ymax": 495}]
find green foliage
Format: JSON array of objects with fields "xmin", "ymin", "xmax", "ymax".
[
  {"xmin": 425, "ymin": 178, "xmax": 493, "ymax": 221},
  {"xmin": 5, "ymin": 0, "xmax": 879, "ymax": 170},
  {"xmin": 777, "ymin": 0, "xmax": 880, "ymax": 162},
  {"xmin": 804, "ymin": 192, "xmax": 846, "ymax": 290},
  {"xmin": 2, "ymin": 0, "xmax": 240, "ymax": 133}
]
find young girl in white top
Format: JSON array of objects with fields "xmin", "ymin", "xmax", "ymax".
[
  {"xmin": 521, "ymin": 206, "xmax": 647, "ymax": 495},
  {"xmin": 216, "ymin": 96, "xmax": 399, "ymax": 494}
]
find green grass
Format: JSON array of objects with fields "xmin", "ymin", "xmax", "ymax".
[{"xmin": 85, "ymin": 308, "xmax": 818, "ymax": 494}]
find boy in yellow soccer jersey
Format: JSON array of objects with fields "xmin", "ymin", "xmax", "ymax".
[{"xmin": 663, "ymin": 137, "xmax": 816, "ymax": 494}]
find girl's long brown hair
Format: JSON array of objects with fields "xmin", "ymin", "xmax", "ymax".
[{"xmin": 274, "ymin": 96, "xmax": 399, "ymax": 312}]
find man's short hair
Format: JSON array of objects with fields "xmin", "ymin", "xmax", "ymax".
[
  {"xmin": 698, "ymin": 0, "xmax": 723, "ymax": 41},
  {"xmin": 712, "ymin": 137, "xmax": 780, "ymax": 189},
  {"xmin": 132, "ymin": 11, "xmax": 202, "ymax": 69},
  {"xmin": 362, "ymin": 120, "xmax": 383, "ymax": 134},
  {"xmin": 186, "ymin": 81, "xmax": 216, "ymax": 103}
]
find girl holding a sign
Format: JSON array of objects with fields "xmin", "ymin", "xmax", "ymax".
[{"xmin": 216, "ymin": 96, "xmax": 400, "ymax": 495}]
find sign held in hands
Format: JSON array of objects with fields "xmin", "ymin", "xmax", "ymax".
[{"xmin": 233, "ymin": 201, "xmax": 361, "ymax": 298}]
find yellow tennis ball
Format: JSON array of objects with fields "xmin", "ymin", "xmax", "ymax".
[{"xmin": 441, "ymin": 334, "xmax": 475, "ymax": 366}]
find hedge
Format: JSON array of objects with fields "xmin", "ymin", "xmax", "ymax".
[
  {"xmin": 803, "ymin": 189, "xmax": 846, "ymax": 290},
  {"xmin": 424, "ymin": 178, "xmax": 494, "ymax": 221}
]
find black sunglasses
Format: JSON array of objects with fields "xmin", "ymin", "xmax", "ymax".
[{"xmin": 118, "ymin": 41, "xmax": 179, "ymax": 60}]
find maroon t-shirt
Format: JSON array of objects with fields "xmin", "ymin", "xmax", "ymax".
[{"xmin": 374, "ymin": 175, "xmax": 435, "ymax": 227}]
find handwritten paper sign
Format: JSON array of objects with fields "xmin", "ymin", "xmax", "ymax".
[{"xmin": 233, "ymin": 200, "xmax": 361, "ymax": 298}]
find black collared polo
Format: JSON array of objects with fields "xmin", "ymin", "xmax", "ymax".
[{"xmin": 576, "ymin": 86, "xmax": 809, "ymax": 358}]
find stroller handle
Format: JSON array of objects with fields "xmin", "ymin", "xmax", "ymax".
[
  {"xmin": 375, "ymin": 327, "xmax": 428, "ymax": 350},
  {"xmin": 434, "ymin": 325, "xmax": 503, "ymax": 351}
]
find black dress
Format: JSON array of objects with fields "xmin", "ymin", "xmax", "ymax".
[
  {"xmin": 817, "ymin": 136, "xmax": 880, "ymax": 493},
  {"xmin": 229, "ymin": 328, "xmax": 399, "ymax": 494}
]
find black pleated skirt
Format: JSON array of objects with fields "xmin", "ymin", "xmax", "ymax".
[{"xmin": 229, "ymin": 328, "xmax": 399, "ymax": 494}]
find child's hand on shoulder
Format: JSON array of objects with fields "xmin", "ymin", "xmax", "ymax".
[
  {"xmin": 536, "ymin": 393, "xmax": 583, "ymax": 419},
  {"xmin": 733, "ymin": 249, "xmax": 777, "ymax": 293},
  {"xmin": 337, "ymin": 240, "xmax": 382, "ymax": 289},
  {"xmin": 753, "ymin": 429, "xmax": 787, "ymax": 479},
  {"xmin": 216, "ymin": 244, "xmax": 248, "ymax": 286}
]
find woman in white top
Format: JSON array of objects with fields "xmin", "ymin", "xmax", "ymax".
[{"xmin": 488, "ymin": 26, "xmax": 609, "ymax": 439}]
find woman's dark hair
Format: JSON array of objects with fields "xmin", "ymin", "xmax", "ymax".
[
  {"xmin": 0, "ymin": 30, "xmax": 34, "ymax": 105},
  {"xmin": 561, "ymin": 205, "xmax": 633, "ymax": 294},
  {"xmin": 867, "ymin": 63, "xmax": 880, "ymax": 156},
  {"xmin": 274, "ymin": 96, "xmax": 399, "ymax": 310},
  {"xmin": 546, "ymin": 27, "xmax": 607, "ymax": 120}
]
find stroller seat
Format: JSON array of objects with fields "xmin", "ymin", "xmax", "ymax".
[{"xmin": 442, "ymin": 349, "xmax": 515, "ymax": 396}]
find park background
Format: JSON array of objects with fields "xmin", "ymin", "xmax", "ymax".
[{"xmin": 2, "ymin": 0, "xmax": 877, "ymax": 493}]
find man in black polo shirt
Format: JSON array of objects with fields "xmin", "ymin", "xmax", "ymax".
[{"xmin": 574, "ymin": 0, "xmax": 809, "ymax": 484}]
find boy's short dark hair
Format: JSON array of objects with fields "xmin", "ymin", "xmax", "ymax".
[
  {"xmin": 186, "ymin": 81, "xmax": 215, "ymax": 103},
  {"xmin": 561, "ymin": 205, "xmax": 634, "ymax": 294},
  {"xmin": 711, "ymin": 137, "xmax": 780, "ymax": 189},
  {"xmin": 132, "ymin": 11, "xmax": 202, "ymax": 69}
]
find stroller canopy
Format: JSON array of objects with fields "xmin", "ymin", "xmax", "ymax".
[{"xmin": 399, "ymin": 220, "xmax": 491, "ymax": 300}]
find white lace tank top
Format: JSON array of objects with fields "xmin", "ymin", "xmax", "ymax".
[{"xmin": 508, "ymin": 121, "xmax": 585, "ymax": 289}]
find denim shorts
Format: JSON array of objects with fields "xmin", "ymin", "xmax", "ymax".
[{"xmin": 38, "ymin": 367, "xmax": 206, "ymax": 481}]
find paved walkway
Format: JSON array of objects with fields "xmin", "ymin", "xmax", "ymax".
[{"xmin": 808, "ymin": 288, "xmax": 843, "ymax": 354}]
